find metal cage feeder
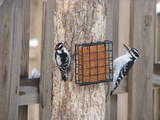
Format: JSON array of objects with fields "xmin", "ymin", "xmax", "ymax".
[{"xmin": 75, "ymin": 40, "xmax": 113, "ymax": 86}]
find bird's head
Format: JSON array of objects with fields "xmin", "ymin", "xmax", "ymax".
[
  {"xmin": 123, "ymin": 44, "xmax": 139, "ymax": 60},
  {"xmin": 55, "ymin": 43, "xmax": 64, "ymax": 54},
  {"xmin": 55, "ymin": 43, "xmax": 64, "ymax": 50}
]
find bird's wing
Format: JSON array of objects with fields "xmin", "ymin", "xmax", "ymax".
[
  {"xmin": 112, "ymin": 61, "xmax": 134, "ymax": 91},
  {"xmin": 118, "ymin": 61, "xmax": 134, "ymax": 78},
  {"xmin": 60, "ymin": 53, "xmax": 70, "ymax": 71},
  {"xmin": 106, "ymin": 61, "xmax": 134, "ymax": 102}
]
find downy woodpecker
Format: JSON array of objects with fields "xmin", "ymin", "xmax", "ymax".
[
  {"xmin": 106, "ymin": 44, "xmax": 139, "ymax": 101},
  {"xmin": 55, "ymin": 42, "xmax": 71, "ymax": 81}
]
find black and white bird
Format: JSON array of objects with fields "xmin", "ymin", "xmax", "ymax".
[
  {"xmin": 55, "ymin": 42, "xmax": 71, "ymax": 81},
  {"xmin": 106, "ymin": 44, "xmax": 139, "ymax": 102}
]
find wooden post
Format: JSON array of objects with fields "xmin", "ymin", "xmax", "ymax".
[
  {"xmin": 128, "ymin": 0, "xmax": 156, "ymax": 120},
  {"xmin": 52, "ymin": 0, "xmax": 108, "ymax": 120},
  {"xmin": 0, "ymin": 0, "xmax": 23, "ymax": 119},
  {"xmin": 19, "ymin": 0, "xmax": 30, "ymax": 120},
  {"xmin": 105, "ymin": 0, "xmax": 119, "ymax": 120},
  {"xmin": 39, "ymin": 0, "xmax": 54, "ymax": 120},
  {"xmin": 153, "ymin": 89, "xmax": 160, "ymax": 120},
  {"xmin": 155, "ymin": 14, "xmax": 160, "ymax": 62},
  {"xmin": 20, "ymin": 0, "xmax": 30, "ymax": 77},
  {"xmin": 110, "ymin": 0, "xmax": 119, "ymax": 119}
]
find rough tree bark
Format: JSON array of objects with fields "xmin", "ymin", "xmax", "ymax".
[{"xmin": 52, "ymin": 0, "xmax": 108, "ymax": 120}]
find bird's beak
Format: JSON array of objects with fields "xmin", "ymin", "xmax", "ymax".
[
  {"xmin": 54, "ymin": 47, "xmax": 58, "ymax": 50},
  {"xmin": 123, "ymin": 44, "xmax": 131, "ymax": 53},
  {"xmin": 63, "ymin": 41, "xmax": 67, "ymax": 44}
]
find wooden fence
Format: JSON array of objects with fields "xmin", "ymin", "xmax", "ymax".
[
  {"xmin": 0, "ymin": 0, "xmax": 159, "ymax": 120},
  {"xmin": 0, "ymin": 0, "xmax": 53, "ymax": 120}
]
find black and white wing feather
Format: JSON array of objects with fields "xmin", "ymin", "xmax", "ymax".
[
  {"xmin": 110, "ymin": 61, "xmax": 134, "ymax": 95},
  {"xmin": 106, "ymin": 44, "xmax": 139, "ymax": 102},
  {"xmin": 55, "ymin": 48, "xmax": 70, "ymax": 81},
  {"xmin": 106, "ymin": 56, "xmax": 134, "ymax": 102}
]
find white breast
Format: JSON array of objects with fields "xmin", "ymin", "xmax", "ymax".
[
  {"xmin": 63, "ymin": 47, "xmax": 70, "ymax": 65},
  {"xmin": 113, "ymin": 54, "xmax": 131, "ymax": 85},
  {"xmin": 56, "ymin": 55, "xmax": 62, "ymax": 66}
]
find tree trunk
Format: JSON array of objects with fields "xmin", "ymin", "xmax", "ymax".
[{"xmin": 52, "ymin": 0, "xmax": 108, "ymax": 119}]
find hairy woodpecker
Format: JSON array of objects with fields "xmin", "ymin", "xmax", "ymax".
[
  {"xmin": 55, "ymin": 42, "xmax": 71, "ymax": 81},
  {"xmin": 106, "ymin": 44, "xmax": 139, "ymax": 101}
]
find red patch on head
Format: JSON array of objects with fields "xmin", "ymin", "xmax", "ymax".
[{"xmin": 55, "ymin": 46, "xmax": 59, "ymax": 50}]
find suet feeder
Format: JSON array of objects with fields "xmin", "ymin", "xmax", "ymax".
[{"xmin": 75, "ymin": 41, "xmax": 113, "ymax": 85}]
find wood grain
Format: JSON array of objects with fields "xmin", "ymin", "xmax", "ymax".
[
  {"xmin": 110, "ymin": 95, "xmax": 118, "ymax": 120},
  {"xmin": 20, "ymin": 0, "xmax": 30, "ymax": 77},
  {"xmin": 155, "ymin": 14, "xmax": 160, "ymax": 62},
  {"xmin": 153, "ymin": 89, "xmax": 160, "ymax": 120},
  {"xmin": 19, "ymin": 0, "xmax": 30, "ymax": 119},
  {"xmin": 52, "ymin": 0, "xmax": 108, "ymax": 120},
  {"xmin": 105, "ymin": 0, "xmax": 119, "ymax": 120},
  {"xmin": 113, "ymin": 77, "xmax": 127, "ymax": 95},
  {"xmin": 154, "ymin": 63, "xmax": 160, "ymax": 75},
  {"xmin": 128, "ymin": 0, "xmax": 156, "ymax": 120},
  {"xmin": 19, "ymin": 78, "xmax": 39, "ymax": 105},
  {"xmin": 153, "ymin": 74, "xmax": 160, "ymax": 89},
  {"xmin": 20, "ymin": 77, "xmax": 39, "ymax": 87},
  {"xmin": 19, "ymin": 86, "xmax": 39, "ymax": 105},
  {"xmin": 110, "ymin": 0, "xmax": 119, "ymax": 119},
  {"xmin": 0, "ymin": 0, "xmax": 23, "ymax": 119},
  {"xmin": 39, "ymin": 0, "xmax": 54, "ymax": 120}
]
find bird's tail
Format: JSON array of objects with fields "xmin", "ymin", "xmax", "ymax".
[
  {"xmin": 106, "ymin": 82, "xmax": 114, "ymax": 102},
  {"xmin": 106, "ymin": 93, "xmax": 110, "ymax": 102},
  {"xmin": 106, "ymin": 83, "xmax": 117, "ymax": 102},
  {"xmin": 61, "ymin": 71, "xmax": 68, "ymax": 81},
  {"xmin": 106, "ymin": 90, "xmax": 114, "ymax": 102}
]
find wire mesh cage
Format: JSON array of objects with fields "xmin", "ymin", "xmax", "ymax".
[{"xmin": 75, "ymin": 40, "xmax": 113, "ymax": 85}]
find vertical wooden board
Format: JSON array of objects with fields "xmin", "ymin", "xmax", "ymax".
[
  {"xmin": 29, "ymin": 0, "xmax": 43, "ymax": 72},
  {"xmin": 19, "ymin": 0, "xmax": 30, "ymax": 120},
  {"xmin": 110, "ymin": 95, "xmax": 118, "ymax": 120},
  {"xmin": 155, "ymin": 14, "xmax": 160, "ymax": 62},
  {"xmin": 153, "ymin": 89, "xmax": 160, "ymax": 120},
  {"xmin": 0, "ymin": 0, "xmax": 23, "ymax": 119},
  {"xmin": 110, "ymin": 1, "xmax": 119, "ymax": 120},
  {"xmin": 39, "ymin": 0, "xmax": 54, "ymax": 120},
  {"xmin": 28, "ymin": 1, "xmax": 42, "ymax": 119},
  {"xmin": 20, "ymin": 0, "xmax": 30, "ymax": 77},
  {"xmin": 105, "ymin": 0, "xmax": 119, "ymax": 120},
  {"xmin": 19, "ymin": 108, "xmax": 28, "ymax": 120},
  {"xmin": 106, "ymin": 0, "xmax": 119, "ymax": 58},
  {"xmin": 111, "ymin": 0, "xmax": 119, "ymax": 59},
  {"xmin": 117, "ymin": 0, "xmax": 131, "ymax": 120},
  {"xmin": 128, "ymin": 0, "xmax": 156, "ymax": 120}
]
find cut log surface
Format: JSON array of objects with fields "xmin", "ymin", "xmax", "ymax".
[{"xmin": 52, "ymin": 0, "xmax": 108, "ymax": 120}]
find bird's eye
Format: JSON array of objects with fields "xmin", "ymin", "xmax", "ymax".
[{"xmin": 133, "ymin": 49, "xmax": 139, "ymax": 57}]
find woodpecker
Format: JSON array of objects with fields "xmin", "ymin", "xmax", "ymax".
[
  {"xmin": 106, "ymin": 44, "xmax": 139, "ymax": 102},
  {"xmin": 55, "ymin": 42, "xmax": 71, "ymax": 81}
]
